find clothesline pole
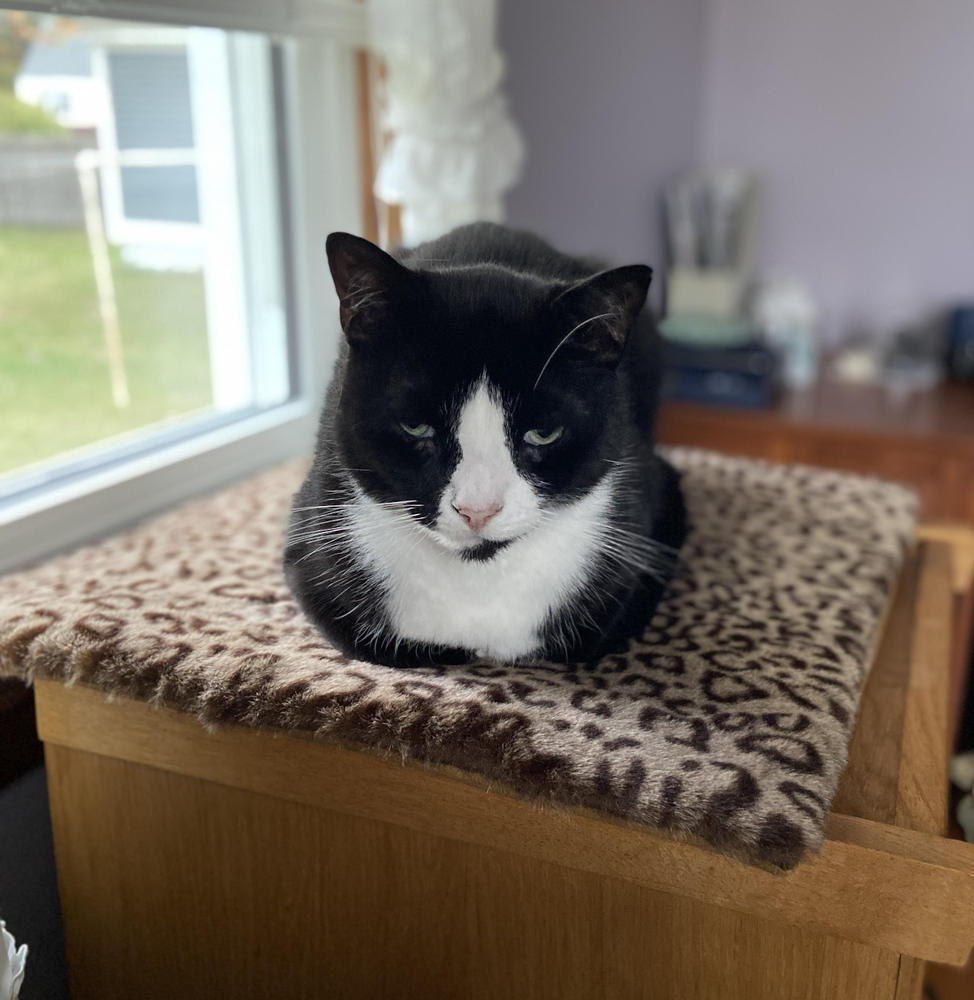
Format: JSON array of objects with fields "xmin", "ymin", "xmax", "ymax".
[{"xmin": 75, "ymin": 148, "xmax": 129, "ymax": 410}]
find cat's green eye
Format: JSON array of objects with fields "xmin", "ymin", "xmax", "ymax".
[
  {"xmin": 400, "ymin": 422, "xmax": 435, "ymax": 440},
  {"xmin": 524, "ymin": 426, "xmax": 564, "ymax": 447}
]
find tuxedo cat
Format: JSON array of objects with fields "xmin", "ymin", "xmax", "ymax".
[{"xmin": 284, "ymin": 223, "xmax": 686, "ymax": 667}]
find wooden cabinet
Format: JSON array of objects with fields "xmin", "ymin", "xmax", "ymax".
[
  {"xmin": 956, "ymin": 465, "xmax": 974, "ymax": 525},
  {"xmin": 34, "ymin": 544, "xmax": 974, "ymax": 999},
  {"xmin": 658, "ymin": 379, "xmax": 974, "ymax": 523}
]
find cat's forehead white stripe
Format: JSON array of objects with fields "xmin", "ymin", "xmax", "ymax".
[
  {"xmin": 451, "ymin": 378, "xmax": 516, "ymax": 509},
  {"xmin": 455, "ymin": 378, "xmax": 506, "ymax": 458}
]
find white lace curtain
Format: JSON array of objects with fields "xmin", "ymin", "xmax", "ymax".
[{"xmin": 367, "ymin": 0, "xmax": 523, "ymax": 246}]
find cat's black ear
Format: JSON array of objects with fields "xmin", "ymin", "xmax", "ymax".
[
  {"xmin": 552, "ymin": 264, "xmax": 652, "ymax": 364},
  {"xmin": 326, "ymin": 232, "xmax": 414, "ymax": 342}
]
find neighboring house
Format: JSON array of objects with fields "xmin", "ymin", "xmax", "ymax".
[
  {"xmin": 14, "ymin": 33, "xmax": 103, "ymax": 130},
  {"xmin": 104, "ymin": 46, "xmax": 200, "ymax": 229},
  {"xmin": 15, "ymin": 24, "xmax": 205, "ymax": 247}
]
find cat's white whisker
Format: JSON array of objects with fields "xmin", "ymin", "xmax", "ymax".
[
  {"xmin": 532, "ymin": 312, "xmax": 616, "ymax": 391},
  {"xmin": 291, "ymin": 500, "xmax": 419, "ymax": 512}
]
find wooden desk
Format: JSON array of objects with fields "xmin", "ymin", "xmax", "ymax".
[
  {"xmin": 658, "ymin": 378, "xmax": 974, "ymax": 521},
  {"xmin": 35, "ymin": 541, "xmax": 974, "ymax": 1000}
]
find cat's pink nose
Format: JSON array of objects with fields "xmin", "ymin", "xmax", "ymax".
[{"xmin": 452, "ymin": 501, "xmax": 503, "ymax": 533}]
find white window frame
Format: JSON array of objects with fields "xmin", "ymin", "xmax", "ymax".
[{"xmin": 0, "ymin": 30, "xmax": 365, "ymax": 573}]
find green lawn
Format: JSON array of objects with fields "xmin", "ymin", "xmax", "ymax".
[{"xmin": 0, "ymin": 226, "xmax": 213, "ymax": 476}]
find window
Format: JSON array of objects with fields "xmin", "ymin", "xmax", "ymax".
[
  {"xmin": 0, "ymin": 2, "xmax": 368, "ymax": 572},
  {"xmin": 1, "ymin": 15, "xmax": 291, "ymax": 484}
]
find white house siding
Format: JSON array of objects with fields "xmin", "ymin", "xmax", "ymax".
[{"xmin": 105, "ymin": 50, "xmax": 200, "ymax": 225}]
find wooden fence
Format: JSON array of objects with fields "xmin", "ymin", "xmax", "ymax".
[{"xmin": 0, "ymin": 134, "xmax": 87, "ymax": 228}]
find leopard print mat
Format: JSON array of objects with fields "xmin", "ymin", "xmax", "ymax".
[{"xmin": 0, "ymin": 448, "xmax": 916, "ymax": 868}]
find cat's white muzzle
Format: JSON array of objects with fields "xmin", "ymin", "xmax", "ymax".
[{"xmin": 431, "ymin": 496, "xmax": 542, "ymax": 552}]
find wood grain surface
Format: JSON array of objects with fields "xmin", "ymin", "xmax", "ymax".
[
  {"xmin": 45, "ymin": 745, "xmax": 905, "ymax": 1000},
  {"xmin": 658, "ymin": 379, "xmax": 974, "ymax": 522}
]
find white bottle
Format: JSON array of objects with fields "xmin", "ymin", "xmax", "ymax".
[{"xmin": 753, "ymin": 279, "xmax": 819, "ymax": 388}]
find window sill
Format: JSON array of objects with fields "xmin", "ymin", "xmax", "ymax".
[{"xmin": 0, "ymin": 400, "xmax": 316, "ymax": 574}]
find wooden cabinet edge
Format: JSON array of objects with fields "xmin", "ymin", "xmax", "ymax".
[{"xmin": 35, "ymin": 679, "xmax": 974, "ymax": 965}]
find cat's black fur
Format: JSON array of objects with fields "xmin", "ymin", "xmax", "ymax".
[{"xmin": 284, "ymin": 222, "xmax": 686, "ymax": 667}]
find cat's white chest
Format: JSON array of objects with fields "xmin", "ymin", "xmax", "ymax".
[{"xmin": 346, "ymin": 482, "xmax": 614, "ymax": 661}]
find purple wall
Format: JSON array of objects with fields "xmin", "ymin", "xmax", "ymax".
[
  {"xmin": 502, "ymin": 0, "xmax": 974, "ymax": 342},
  {"xmin": 701, "ymin": 0, "xmax": 974, "ymax": 342},
  {"xmin": 500, "ymin": 0, "xmax": 709, "ymax": 304}
]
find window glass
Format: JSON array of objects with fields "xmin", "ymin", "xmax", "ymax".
[{"xmin": 0, "ymin": 12, "xmax": 290, "ymax": 489}]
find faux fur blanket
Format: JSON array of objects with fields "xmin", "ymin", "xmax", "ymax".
[{"xmin": 0, "ymin": 449, "xmax": 916, "ymax": 868}]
